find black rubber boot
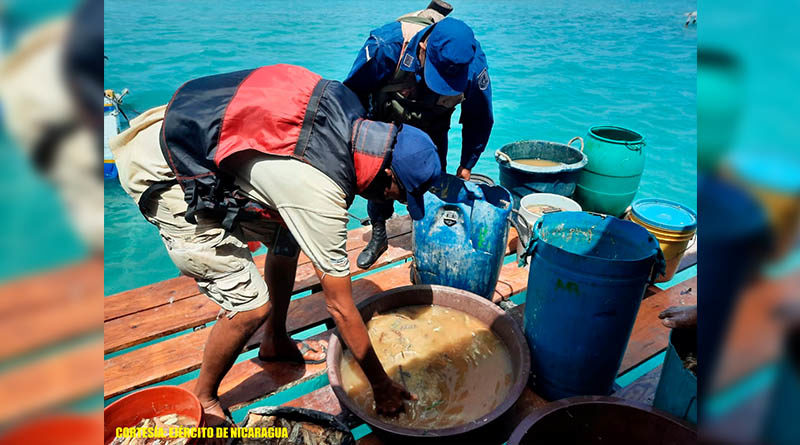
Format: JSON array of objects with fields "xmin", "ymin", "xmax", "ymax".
[{"xmin": 357, "ymin": 221, "xmax": 388, "ymax": 269}]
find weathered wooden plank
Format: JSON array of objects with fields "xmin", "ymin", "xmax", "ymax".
[
  {"xmin": 103, "ymin": 262, "xmax": 412, "ymax": 399},
  {"xmin": 0, "ymin": 259, "xmax": 102, "ymax": 360},
  {"xmin": 103, "ymin": 276, "xmax": 199, "ymax": 322},
  {"xmin": 103, "ymin": 261, "xmax": 414, "ymax": 399},
  {"xmin": 104, "ymin": 217, "xmax": 413, "ymax": 321},
  {"xmin": 103, "ymin": 233, "xmax": 413, "ymax": 354},
  {"xmin": 712, "ymin": 271, "xmax": 800, "ymax": 390},
  {"xmin": 622, "ymin": 276, "xmax": 696, "ymax": 371},
  {"xmin": 491, "ymin": 262, "xmax": 529, "ymax": 304},
  {"xmin": 178, "ymin": 331, "xmax": 331, "ymax": 412},
  {"xmin": 0, "ymin": 340, "xmax": 103, "ymax": 425},
  {"xmin": 285, "ymin": 386, "xmax": 343, "ymax": 417},
  {"xmin": 104, "ymin": 249, "xmax": 527, "ymax": 400},
  {"xmin": 0, "ymin": 259, "xmax": 102, "ymax": 315},
  {"xmin": 104, "ymin": 224, "xmax": 520, "ymax": 356},
  {"xmin": 106, "ymin": 222, "xmax": 684, "ymax": 357}
]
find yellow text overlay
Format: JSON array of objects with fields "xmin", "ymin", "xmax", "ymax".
[{"xmin": 115, "ymin": 426, "xmax": 289, "ymax": 439}]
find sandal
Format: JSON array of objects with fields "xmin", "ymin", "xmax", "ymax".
[{"xmin": 259, "ymin": 340, "xmax": 327, "ymax": 365}]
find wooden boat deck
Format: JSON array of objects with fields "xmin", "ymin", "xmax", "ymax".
[
  {"xmin": 0, "ymin": 259, "xmax": 103, "ymax": 425},
  {"xmin": 100, "ymin": 213, "xmax": 724, "ymax": 441}
]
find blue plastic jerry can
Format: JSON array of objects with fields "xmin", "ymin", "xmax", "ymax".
[{"xmin": 411, "ymin": 174, "xmax": 512, "ymax": 299}]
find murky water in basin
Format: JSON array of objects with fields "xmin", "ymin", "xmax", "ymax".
[{"xmin": 340, "ymin": 305, "xmax": 513, "ymax": 430}]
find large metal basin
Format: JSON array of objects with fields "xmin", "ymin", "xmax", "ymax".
[
  {"xmin": 508, "ymin": 396, "xmax": 696, "ymax": 444},
  {"xmin": 327, "ymin": 285, "xmax": 531, "ymax": 438}
]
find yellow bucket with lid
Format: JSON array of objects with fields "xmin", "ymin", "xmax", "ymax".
[
  {"xmin": 628, "ymin": 199, "xmax": 697, "ymax": 282},
  {"xmin": 723, "ymin": 151, "xmax": 800, "ymax": 260}
]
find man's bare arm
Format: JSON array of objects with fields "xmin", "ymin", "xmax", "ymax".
[{"xmin": 317, "ymin": 271, "xmax": 414, "ymax": 415}]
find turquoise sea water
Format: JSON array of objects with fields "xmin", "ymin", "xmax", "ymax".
[{"xmin": 104, "ymin": 0, "xmax": 696, "ymax": 295}]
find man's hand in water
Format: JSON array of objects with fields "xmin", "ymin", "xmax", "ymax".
[
  {"xmin": 373, "ymin": 378, "xmax": 416, "ymax": 417},
  {"xmin": 456, "ymin": 166, "xmax": 471, "ymax": 181},
  {"xmin": 658, "ymin": 305, "xmax": 697, "ymax": 329},
  {"xmin": 317, "ymin": 272, "xmax": 415, "ymax": 416}
]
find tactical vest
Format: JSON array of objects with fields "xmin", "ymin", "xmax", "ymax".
[
  {"xmin": 152, "ymin": 64, "xmax": 398, "ymax": 229},
  {"xmin": 371, "ymin": 11, "xmax": 463, "ymax": 133}
]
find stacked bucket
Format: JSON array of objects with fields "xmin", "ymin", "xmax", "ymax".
[
  {"xmin": 495, "ymin": 125, "xmax": 696, "ymax": 412},
  {"xmin": 628, "ymin": 198, "xmax": 697, "ymax": 283}
]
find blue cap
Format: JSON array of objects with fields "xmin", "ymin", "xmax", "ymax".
[
  {"xmin": 391, "ymin": 125, "xmax": 442, "ymax": 220},
  {"xmin": 424, "ymin": 18, "xmax": 476, "ymax": 96},
  {"xmin": 631, "ymin": 198, "xmax": 697, "ymax": 232}
]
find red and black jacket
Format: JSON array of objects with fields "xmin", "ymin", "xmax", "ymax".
[{"xmin": 145, "ymin": 64, "xmax": 398, "ymax": 228}]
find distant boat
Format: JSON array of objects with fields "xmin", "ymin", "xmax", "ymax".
[{"xmin": 104, "ymin": 88, "xmax": 128, "ymax": 180}]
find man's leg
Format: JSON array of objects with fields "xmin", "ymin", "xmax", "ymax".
[
  {"xmin": 194, "ymin": 301, "xmax": 270, "ymax": 423},
  {"xmin": 357, "ymin": 199, "xmax": 394, "ymax": 269},
  {"xmin": 258, "ymin": 229, "xmax": 326, "ymax": 361},
  {"xmin": 140, "ymin": 183, "xmax": 273, "ymax": 427}
]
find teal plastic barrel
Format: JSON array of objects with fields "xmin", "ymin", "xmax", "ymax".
[
  {"xmin": 523, "ymin": 212, "xmax": 665, "ymax": 400},
  {"xmin": 653, "ymin": 329, "xmax": 697, "ymax": 424},
  {"xmin": 575, "ymin": 126, "xmax": 646, "ymax": 217}
]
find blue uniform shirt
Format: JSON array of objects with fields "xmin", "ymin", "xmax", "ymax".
[{"xmin": 344, "ymin": 21, "xmax": 494, "ymax": 171}]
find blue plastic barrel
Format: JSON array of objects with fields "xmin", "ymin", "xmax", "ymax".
[
  {"xmin": 411, "ymin": 174, "xmax": 512, "ymax": 299},
  {"xmin": 523, "ymin": 212, "xmax": 665, "ymax": 400},
  {"xmin": 495, "ymin": 139, "xmax": 588, "ymax": 210},
  {"xmin": 653, "ymin": 329, "xmax": 697, "ymax": 424}
]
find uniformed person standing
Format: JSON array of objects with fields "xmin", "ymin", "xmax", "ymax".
[{"xmin": 344, "ymin": 3, "xmax": 494, "ymax": 269}]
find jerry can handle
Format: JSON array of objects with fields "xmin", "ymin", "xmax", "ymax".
[{"xmin": 567, "ymin": 136, "xmax": 584, "ymax": 152}]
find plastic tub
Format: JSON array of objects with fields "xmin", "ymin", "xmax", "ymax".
[
  {"xmin": 327, "ymin": 285, "xmax": 530, "ymax": 439},
  {"xmin": 2, "ymin": 414, "xmax": 102, "ymax": 445},
  {"xmin": 628, "ymin": 198, "xmax": 697, "ymax": 282},
  {"xmin": 103, "ymin": 386, "xmax": 204, "ymax": 444},
  {"xmin": 515, "ymin": 193, "xmax": 582, "ymax": 260},
  {"xmin": 495, "ymin": 138, "xmax": 587, "ymax": 210},
  {"xmin": 507, "ymin": 396, "xmax": 695, "ymax": 444}
]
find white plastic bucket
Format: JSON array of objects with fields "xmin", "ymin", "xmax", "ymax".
[
  {"xmin": 520, "ymin": 193, "xmax": 582, "ymax": 226},
  {"xmin": 515, "ymin": 193, "xmax": 582, "ymax": 262}
]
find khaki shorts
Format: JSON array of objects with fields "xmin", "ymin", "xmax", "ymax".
[{"xmin": 143, "ymin": 185, "xmax": 291, "ymax": 317}]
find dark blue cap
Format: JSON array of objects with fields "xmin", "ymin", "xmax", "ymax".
[
  {"xmin": 424, "ymin": 18, "xmax": 476, "ymax": 96},
  {"xmin": 391, "ymin": 125, "xmax": 442, "ymax": 220}
]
